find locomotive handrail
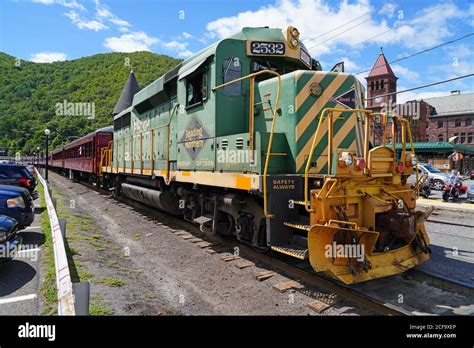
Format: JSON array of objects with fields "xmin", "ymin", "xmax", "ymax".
[
  {"xmin": 164, "ymin": 104, "xmax": 179, "ymax": 185},
  {"xmin": 212, "ymin": 69, "xmax": 281, "ymax": 218},
  {"xmin": 392, "ymin": 116, "xmax": 418, "ymax": 191},
  {"xmin": 304, "ymin": 108, "xmax": 374, "ymax": 212}
]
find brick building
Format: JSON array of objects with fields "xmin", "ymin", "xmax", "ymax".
[
  {"xmin": 424, "ymin": 91, "xmax": 474, "ymax": 146},
  {"xmin": 365, "ymin": 52, "xmax": 398, "ymax": 112}
]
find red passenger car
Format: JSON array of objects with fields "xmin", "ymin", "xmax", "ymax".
[{"xmin": 48, "ymin": 126, "xmax": 113, "ymax": 180}]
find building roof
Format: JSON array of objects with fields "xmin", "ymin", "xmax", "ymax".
[
  {"xmin": 112, "ymin": 70, "xmax": 140, "ymax": 116},
  {"xmin": 366, "ymin": 53, "xmax": 397, "ymax": 78},
  {"xmin": 424, "ymin": 92, "xmax": 474, "ymax": 117},
  {"xmin": 391, "ymin": 141, "xmax": 474, "ymax": 154}
]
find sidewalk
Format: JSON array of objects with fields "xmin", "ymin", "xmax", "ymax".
[{"xmin": 417, "ymin": 197, "xmax": 474, "ymax": 212}]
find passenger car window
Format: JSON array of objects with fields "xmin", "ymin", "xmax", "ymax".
[{"xmin": 222, "ymin": 58, "xmax": 241, "ymax": 96}]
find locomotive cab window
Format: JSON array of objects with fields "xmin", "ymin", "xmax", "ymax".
[
  {"xmin": 186, "ymin": 70, "xmax": 207, "ymax": 108},
  {"xmin": 222, "ymin": 57, "xmax": 241, "ymax": 96}
]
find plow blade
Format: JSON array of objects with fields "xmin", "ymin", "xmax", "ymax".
[{"xmin": 307, "ymin": 221, "xmax": 430, "ymax": 284}]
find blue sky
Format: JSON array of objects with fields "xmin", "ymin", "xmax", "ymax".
[{"xmin": 1, "ymin": 0, "xmax": 473, "ymax": 102}]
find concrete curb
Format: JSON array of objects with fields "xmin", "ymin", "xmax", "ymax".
[
  {"xmin": 36, "ymin": 169, "xmax": 75, "ymax": 315},
  {"xmin": 417, "ymin": 199, "xmax": 474, "ymax": 212}
]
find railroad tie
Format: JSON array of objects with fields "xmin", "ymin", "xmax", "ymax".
[
  {"xmin": 254, "ymin": 271, "xmax": 276, "ymax": 281},
  {"xmin": 235, "ymin": 261, "xmax": 254, "ymax": 269},
  {"xmin": 307, "ymin": 299, "xmax": 331, "ymax": 314},
  {"xmin": 221, "ymin": 255, "xmax": 241, "ymax": 262},
  {"xmin": 196, "ymin": 241, "xmax": 212, "ymax": 248},
  {"xmin": 272, "ymin": 280, "xmax": 304, "ymax": 292}
]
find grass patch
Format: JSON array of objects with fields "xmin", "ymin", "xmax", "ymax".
[
  {"xmin": 92, "ymin": 277, "xmax": 124, "ymax": 287},
  {"xmin": 89, "ymin": 295, "xmax": 114, "ymax": 316},
  {"xmin": 132, "ymin": 233, "xmax": 141, "ymax": 241}
]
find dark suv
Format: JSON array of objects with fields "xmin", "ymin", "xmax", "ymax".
[
  {"xmin": 0, "ymin": 163, "xmax": 38, "ymax": 199},
  {"xmin": 0, "ymin": 185, "xmax": 35, "ymax": 229},
  {"xmin": 0, "ymin": 214, "xmax": 22, "ymax": 262}
]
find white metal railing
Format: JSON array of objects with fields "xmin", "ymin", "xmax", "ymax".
[{"xmin": 36, "ymin": 169, "xmax": 75, "ymax": 315}]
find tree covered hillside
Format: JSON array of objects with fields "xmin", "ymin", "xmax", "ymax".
[{"xmin": 0, "ymin": 51, "xmax": 180, "ymax": 156}]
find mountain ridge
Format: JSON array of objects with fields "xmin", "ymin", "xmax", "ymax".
[{"xmin": 0, "ymin": 51, "xmax": 181, "ymax": 156}]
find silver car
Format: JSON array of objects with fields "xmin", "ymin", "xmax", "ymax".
[
  {"xmin": 467, "ymin": 185, "xmax": 474, "ymax": 203},
  {"xmin": 407, "ymin": 163, "xmax": 449, "ymax": 190}
]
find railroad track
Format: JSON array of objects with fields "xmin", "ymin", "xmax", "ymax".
[
  {"xmin": 407, "ymin": 268, "xmax": 474, "ymax": 297},
  {"xmin": 426, "ymin": 219, "xmax": 474, "ymax": 228},
  {"xmin": 116, "ymin": 194, "xmax": 410, "ymax": 316},
  {"xmin": 57, "ymin": 175, "xmax": 472, "ymax": 316},
  {"xmin": 71, "ymin": 179, "xmax": 408, "ymax": 315}
]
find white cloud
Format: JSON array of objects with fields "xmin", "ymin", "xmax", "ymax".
[
  {"xmin": 204, "ymin": 0, "xmax": 472, "ymax": 57},
  {"xmin": 104, "ymin": 31, "xmax": 159, "ymax": 52},
  {"xmin": 178, "ymin": 50, "xmax": 193, "ymax": 58},
  {"xmin": 30, "ymin": 52, "xmax": 67, "ymax": 63},
  {"xmin": 64, "ymin": 10, "xmax": 108, "ymax": 31},
  {"xmin": 181, "ymin": 32, "xmax": 193, "ymax": 39},
  {"xmin": 387, "ymin": 3, "xmax": 470, "ymax": 50},
  {"xmin": 392, "ymin": 64, "xmax": 420, "ymax": 83},
  {"xmin": 379, "ymin": 2, "xmax": 397, "ymax": 18},
  {"xmin": 163, "ymin": 40, "xmax": 188, "ymax": 51},
  {"xmin": 94, "ymin": 0, "xmax": 131, "ymax": 28},
  {"xmin": 340, "ymin": 57, "xmax": 360, "ymax": 71},
  {"xmin": 33, "ymin": 0, "xmax": 85, "ymax": 11}
]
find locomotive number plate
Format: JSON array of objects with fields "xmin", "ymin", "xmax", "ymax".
[{"xmin": 250, "ymin": 41, "xmax": 285, "ymax": 55}]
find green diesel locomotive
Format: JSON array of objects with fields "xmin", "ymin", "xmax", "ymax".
[{"xmin": 101, "ymin": 26, "xmax": 431, "ymax": 284}]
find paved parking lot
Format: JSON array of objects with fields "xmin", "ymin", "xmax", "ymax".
[{"xmin": 0, "ymin": 198, "xmax": 44, "ymax": 315}]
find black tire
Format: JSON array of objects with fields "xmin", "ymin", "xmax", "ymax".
[{"xmin": 442, "ymin": 191, "xmax": 449, "ymax": 201}]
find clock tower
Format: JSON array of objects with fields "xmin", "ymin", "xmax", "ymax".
[{"xmin": 365, "ymin": 50, "xmax": 398, "ymax": 112}]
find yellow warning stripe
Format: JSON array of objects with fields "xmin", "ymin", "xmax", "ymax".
[
  {"xmin": 297, "ymin": 112, "xmax": 356, "ymax": 172},
  {"xmin": 295, "ymin": 74, "xmax": 348, "ymax": 140}
]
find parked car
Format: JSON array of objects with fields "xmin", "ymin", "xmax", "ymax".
[
  {"xmin": 0, "ymin": 214, "xmax": 22, "ymax": 262},
  {"xmin": 407, "ymin": 163, "xmax": 449, "ymax": 190},
  {"xmin": 0, "ymin": 185, "xmax": 35, "ymax": 229},
  {"xmin": 467, "ymin": 185, "xmax": 474, "ymax": 203},
  {"xmin": 25, "ymin": 164, "xmax": 37, "ymax": 177},
  {"xmin": 0, "ymin": 163, "xmax": 38, "ymax": 199}
]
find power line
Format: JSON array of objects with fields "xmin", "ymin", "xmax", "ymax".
[
  {"xmin": 365, "ymin": 74, "xmax": 474, "ymax": 100},
  {"xmin": 355, "ymin": 32, "xmax": 474, "ymax": 76},
  {"xmin": 307, "ymin": 4, "xmax": 442, "ymax": 52},
  {"xmin": 304, "ymin": 11, "xmax": 370, "ymax": 44},
  {"xmin": 307, "ymin": 18, "xmax": 372, "ymax": 49}
]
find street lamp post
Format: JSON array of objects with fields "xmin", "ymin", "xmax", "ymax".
[
  {"xmin": 36, "ymin": 146, "xmax": 40, "ymax": 168},
  {"xmin": 44, "ymin": 129, "xmax": 50, "ymax": 181}
]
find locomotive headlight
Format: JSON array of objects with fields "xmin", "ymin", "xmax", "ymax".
[
  {"xmin": 338, "ymin": 152, "xmax": 354, "ymax": 167},
  {"xmin": 287, "ymin": 26, "xmax": 300, "ymax": 48},
  {"xmin": 343, "ymin": 153, "xmax": 354, "ymax": 166}
]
